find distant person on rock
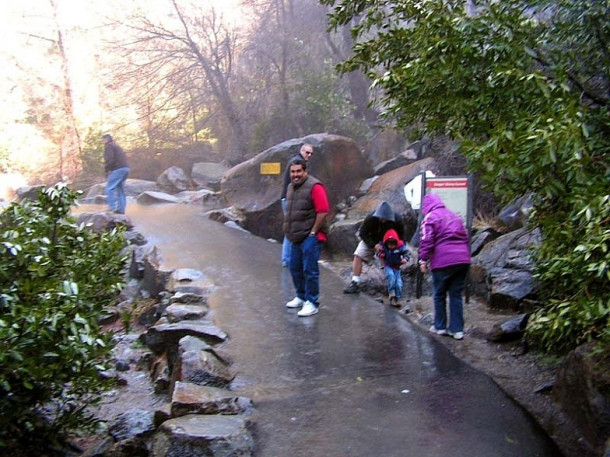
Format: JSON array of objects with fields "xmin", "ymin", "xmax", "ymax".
[
  {"xmin": 418, "ymin": 193, "xmax": 471, "ymax": 340},
  {"xmin": 281, "ymin": 143, "xmax": 315, "ymax": 267},
  {"xmin": 102, "ymin": 134, "xmax": 129, "ymax": 214},
  {"xmin": 283, "ymin": 157, "xmax": 329, "ymax": 317},
  {"xmin": 343, "ymin": 201, "xmax": 405, "ymax": 294},
  {"xmin": 376, "ymin": 228, "xmax": 410, "ymax": 307}
]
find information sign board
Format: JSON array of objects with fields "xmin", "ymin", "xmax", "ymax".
[
  {"xmin": 260, "ymin": 162, "xmax": 281, "ymax": 175},
  {"xmin": 425, "ymin": 177, "xmax": 470, "ymax": 226}
]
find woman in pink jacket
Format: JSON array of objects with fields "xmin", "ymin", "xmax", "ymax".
[{"xmin": 418, "ymin": 194, "xmax": 471, "ymax": 340}]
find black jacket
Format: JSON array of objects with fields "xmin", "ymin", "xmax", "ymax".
[
  {"xmin": 104, "ymin": 141, "xmax": 128, "ymax": 173},
  {"xmin": 359, "ymin": 213, "xmax": 405, "ymax": 248}
]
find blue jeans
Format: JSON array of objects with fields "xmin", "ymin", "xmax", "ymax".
[
  {"xmin": 281, "ymin": 198, "xmax": 291, "ymax": 265},
  {"xmin": 431, "ymin": 264, "xmax": 469, "ymax": 333},
  {"xmin": 106, "ymin": 167, "xmax": 129, "ymax": 213},
  {"xmin": 289, "ymin": 235, "xmax": 321, "ymax": 305},
  {"xmin": 384, "ymin": 266, "xmax": 403, "ymax": 298},
  {"xmin": 282, "ymin": 237, "xmax": 292, "ymax": 266}
]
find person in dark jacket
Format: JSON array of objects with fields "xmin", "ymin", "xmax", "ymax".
[
  {"xmin": 376, "ymin": 228, "xmax": 410, "ymax": 307},
  {"xmin": 418, "ymin": 193, "xmax": 471, "ymax": 340},
  {"xmin": 281, "ymin": 143, "xmax": 315, "ymax": 267},
  {"xmin": 343, "ymin": 201, "xmax": 405, "ymax": 294},
  {"xmin": 102, "ymin": 134, "xmax": 130, "ymax": 214},
  {"xmin": 283, "ymin": 157, "xmax": 329, "ymax": 317}
]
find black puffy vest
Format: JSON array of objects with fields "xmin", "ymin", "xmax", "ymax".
[{"xmin": 283, "ymin": 175, "xmax": 325, "ymax": 243}]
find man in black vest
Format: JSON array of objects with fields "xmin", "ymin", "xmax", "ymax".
[
  {"xmin": 283, "ymin": 157, "xmax": 329, "ymax": 317},
  {"xmin": 281, "ymin": 143, "xmax": 315, "ymax": 267}
]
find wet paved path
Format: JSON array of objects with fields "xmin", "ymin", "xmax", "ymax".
[{"xmin": 125, "ymin": 203, "xmax": 561, "ymax": 457}]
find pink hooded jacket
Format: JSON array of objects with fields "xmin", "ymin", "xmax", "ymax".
[{"xmin": 418, "ymin": 194, "xmax": 471, "ymax": 270}]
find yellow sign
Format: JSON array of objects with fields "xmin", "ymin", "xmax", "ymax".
[{"xmin": 260, "ymin": 162, "xmax": 281, "ymax": 175}]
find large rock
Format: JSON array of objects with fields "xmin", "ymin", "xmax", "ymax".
[
  {"xmin": 498, "ymin": 194, "xmax": 534, "ymax": 231},
  {"xmin": 84, "ymin": 179, "xmax": 159, "ymax": 200},
  {"xmin": 192, "ymin": 162, "xmax": 229, "ymax": 191},
  {"xmin": 157, "ymin": 166, "xmax": 191, "ymax": 193},
  {"xmin": 139, "ymin": 245, "xmax": 173, "ymax": 298},
  {"xmin": 373, "ymin": 148, "xmax": 418, "ymax": 176},
  {"xmin": 171, "ymin": 382, "xmax": 252, "ymax": 417},
  {"xmin": 337, "ymin": 158, "xmax": 435, "ymax": 246},
  {"xmin": 76, "ymin": 211, "xmax": 133, "ymax": 233},
  {"xmin": 171, "ymin": 343, "xmax": 234, "ymax": 388},
  {"xmin": 151, "ymin": 414, "xmax": 254, "ymax": 457},
  {"xmin": 15, "ymin": 185, "xmax": 45, "ymax": 201},
  {"xmin": 220, "ymin": 134, "xmax": 374, "ymax": 241},
  {"xmin": 108, "ymin": 408, "xmax": 156, "ymax": 441},
  {"xmin": 347, "ymin": 157, "xmax": 434, "ymax": 220},
  {"xmin": 175, "ymin": 189, "xmax": 219, "ymax": 205},
  {"xmin": 137, "ymin": 191, "xmax": 181, "ymax": 205},
  {"xmin": 470, "ymin": 227, "xmax": 541, "ymax": 310},
  {"xmin": 470, "ymin": 226, "xmax": 503, "ymax": 257},
  {"xmin": 166, "ymin": 268, "xmax": 216, "ymax": 295},
  {"xmin": 554, "ymin": 342, "xmax": 610, "ymax": 456},
  {"xmin": 143, "ymin": 320, "xmax": 228, "ymax": 354},
  {"xmin": 164, "ymin": 303, "xmax": 209, "ymax": 322},
  {"xmin": 325, "ymin": 218, "xmax": 362, "ymax": 260}
]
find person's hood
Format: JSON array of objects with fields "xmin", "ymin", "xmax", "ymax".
[
  {"xmin": 372, "ymin": 201, "xmax": 395, "ymax": 221},
  {"xmin": 383, "ymin": 228, "xmax": 403, "ymax": 247},
  {"xmin": 422, "ymin": 193, "xmax": 445, "ymax": 215}
]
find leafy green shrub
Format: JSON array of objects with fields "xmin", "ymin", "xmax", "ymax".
[
  {"xmin": 0, "ymin": 184, "xmax": 128, "ymax": 451},
  {"xmin": 527, "ymin": 195, "xmax": 610, "ymax": 353},
  {"xmin": 323, "ymin": 0, "xmax": 609, "ymax": 354}
]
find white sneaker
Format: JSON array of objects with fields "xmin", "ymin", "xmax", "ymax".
[
  {"xmin": 286, "ymin": 297, "xmax": 304, "ymax": 308},
  {"xmin": 429, "ymin": 325, "xmax": 448, "ymax": 336},
  {"xmin": 297, "ymin": 301, "xmax": 318, "ymax": 317},
  {"xmin": 448, "ymin": 331, "xmax": 464, "ymax": 340}
]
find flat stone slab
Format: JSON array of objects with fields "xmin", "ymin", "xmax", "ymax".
[
  {"xmin": 151, "ymin": 414, "xmax": 254, "ymax": 457},
  {"xmin": 165, "ymin": 303, "xmax": 209, "ymax": 322},
  {"xmin": 144, "ymin": 321, "xmax": 228, "ymax": 353},
  {"xmin": 166, "ymin": 268, "xmax": 216, "ymax": 294},
  {"xmin": 171, "ymin": 381, "xmax": 252, "ymax": 416},
  {"xmin": 174, "ymin": 348, "xmax": 234, "ymax": 387},
  {"xmin": 136, "ymin": 191, "xmax": 180, "ymax": 205}
]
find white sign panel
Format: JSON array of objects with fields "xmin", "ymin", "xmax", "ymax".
[{"xmin": 425, "ymin": 177, "xmax": 469, "ymax": 225}]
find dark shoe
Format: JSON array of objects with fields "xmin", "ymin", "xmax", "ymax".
[{"xmin": 343, "ymin": 281, "xmax": 360, "ymax": 294}]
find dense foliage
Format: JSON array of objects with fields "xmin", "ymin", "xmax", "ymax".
[
  {"xmin": 322, "ymin": 0, "xmax": 609, "ymax": 353},
  {"xmin": 0, "ymin": 185, "xmax": 127, "ymax": 450}
]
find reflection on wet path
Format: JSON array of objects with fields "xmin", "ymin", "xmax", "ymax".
[{"xmin": 109, "ymin": 203, "xmax": 561, "ymax": 457}]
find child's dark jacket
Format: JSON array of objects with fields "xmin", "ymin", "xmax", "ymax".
[{"xmin": 378, "ymin": 229, "xmax": 410, "ymax": 270}]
